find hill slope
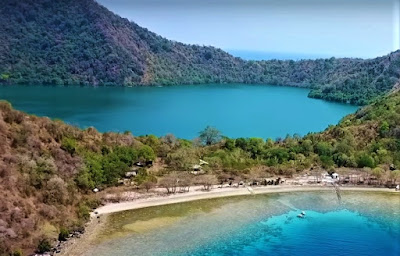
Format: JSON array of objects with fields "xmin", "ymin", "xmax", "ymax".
[
  {"xmin": 1, "ymin": 90, "xmax": 400, "ymax": 254},
  {"xmin": 1, "ymin": 0, "xmax": 400, "ymax": 104}
]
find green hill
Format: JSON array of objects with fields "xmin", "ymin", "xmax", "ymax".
[
  {"xmin": 1, "ymin": 0, "xmax": 400, "ymax": 104},
  {"xmin": 1, "ymin": 89, "xmax": 400, "ymax": 254}
]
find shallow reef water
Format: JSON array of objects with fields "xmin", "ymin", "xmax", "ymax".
[{"xmin": 87, "ymin": 191, "xmax": 400, "ymax": 256}]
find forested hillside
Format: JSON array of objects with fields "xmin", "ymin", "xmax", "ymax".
[
  {"xmin": 1, "ymin": 89, "xmax": 400, "ymax": 254},
  {"xmin": 0, "ymin": 101, "xmax": 157, "ymax": 255},
  {"xmin": 0, "ymin": 0, "xmax": 400, "ymax": 104}
]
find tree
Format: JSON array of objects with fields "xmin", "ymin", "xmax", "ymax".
[
  {"xmin": 389, "ymin": 170, "xmax": 400, "ymax": 186},
  {"xmin": 178, "ymin": 172, "xmax": 193, "ymax": 192},
  {"xmin": 158, "ymin": 173, "xmax": 179, "ymax": 194},
  {"xmin": 320, "ymin": 155, "xmax": 334, "ymax": 169},
  {"xmin": 379, "ymin": 121, "xmax": 390, "ymax": 137},
  {"xmin": 0, "ymin": 73, "xmax": 9, "ymax": 80},
  {"xmin": 357, "ymin": 154, "xmax": 375, "ymax": 168},
  {"xmin": 199, "ymin": 126, "xmax": 222, "ymax": 145},
  {"xmin": 43, "ymin": 176, "xmax": 68, "ymax": 205},
  {"xmin": 140, "ymin": 180, "xmax": 156, "ymax": 192},
  {"xmin": 315, "ymin": 142, "xmax": 332, "ymax": 156},
  {"xmin": 300, "ymin": 139, "xmax": 313, "ymax": 155},
  {"xmin": 371, "ymin": 167, "xmax": 385, "ymax": 185},
  {"xmin": 61, "ymin": 137, "xmax": 77, "ymax": 155},
  {"xmin": 141, "ymin": 135, "xmax": 160, "ymax": 152},
  {"xmin": 198, "ymin": 175, "xmax": 218, "ymax": 191},
  {"xmin": 138, "ymin": 145, "xmax": 156, "ymax": 162},
  {"xmin": 224, "ymin": 138, "xmax": 236, "ymax": 150}
]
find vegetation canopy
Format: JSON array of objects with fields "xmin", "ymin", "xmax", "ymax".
[{"xmin": 1, "ymin": 0, "xmax": 400, "ymax": 104}]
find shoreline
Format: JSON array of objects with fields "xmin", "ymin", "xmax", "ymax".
[
  {"xmin": 61, "ymin": 185, "xmax": 398, "ymax": 256},
  {"xmin": 94, "ymin": 185, "xmax": 398, "ymax": 215}
]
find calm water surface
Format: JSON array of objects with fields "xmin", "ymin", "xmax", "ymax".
[
  {"xmin": 0, "ymin": 84, "xmax": 358, "ymax": 139},
  {"xmin": 88, "ymin": 191, "xmax": 400, "ymax": 256}
]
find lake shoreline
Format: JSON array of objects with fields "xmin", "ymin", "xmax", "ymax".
[
  {"xmin": 61, "ymin": 185, "xmax": 398, "ymax": 256},
  {"xmin": 94, "ymin": 185, "xmax": 398, "ymax": 215}
]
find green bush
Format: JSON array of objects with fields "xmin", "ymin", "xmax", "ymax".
[
  {"xmin": 357, "ymin": 154, "xmax": 375, "ymax": 168},
  {"xmin": 37, "ymin": 239, "xmax": 51, "ymax": 253},
  {"xmin": 315, "ymin": 142, "xmax": 333, "ymax": 156},
  {"xmin": 138, "ymin": 145, "xmax": 156, "ymax": 162},
  {"xmin": 320, "ymin": 155, "xmax": 335, "ymax": 168},
  {"xmin": 77, "ymin": 204, "xmax": 90, "ymax": 221},
  {"xmin": 58, "ymin": 227, "xmax": 69, "ymax": 241},
  {"xmin": 61, "ymin": 137, "xmax": 77, "ymax": 155},
  {"xmin": 12, "ymin": 249, "xmax": 23, "ymax": 256}
]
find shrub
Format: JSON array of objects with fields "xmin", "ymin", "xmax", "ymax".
[
  {"xmin": 58, "ymin": 227, "xmax": 69, "ymax": 241},
  {"xmin": 12, "ymin": 249, "xmax": 23, "ymax": 256},
  {"xmin": 76, "ymin": 168, "xmax": 95, "ymax": 190},
  {"xmin": 320, "ymin": 155, "xmax": 334, "ymax": 169},
  {"xmin": 37, "ymin": 239, "xmax": 51, "ymax": 253},
  {"xmin": 379, "ymin": 121, "xmax": 390, "ymax": 137},
  {"xmin": 357, "ymin": 154, "xmax": 375, "ymax": 168},
  {"xmin": 138, "ymin": 145, "xmax": 156, "ymax": 162},
  {"xmin": 315, "ymin": 142, "xmax": 333, "ymax": 156},
  {"xmin": 77, "ymin": 204, "xmax": 90, "ymax": 221},
  {"xmin": 61, "ymin": 137, "xmax": 77, "ymax": 155}
]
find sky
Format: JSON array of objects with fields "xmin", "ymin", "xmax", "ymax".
[{"xmin": 97, "ymin": 0, "xmax": 399, "ymax": 59}]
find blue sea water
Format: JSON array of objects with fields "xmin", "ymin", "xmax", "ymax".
[
  {"xmin": 189, "ymin": 210, "xmax": 398, "ymax": 256},
  {"xmin": 226, "ymin": 49, "xmax": 333, "ymax": 60},
  {"xmin": 0, "ymin": 84, "xmax": 357, "ymax": 139},
  {"xmin": 87, "ymin": 192, "xmax": 400, "ymax": 256}
]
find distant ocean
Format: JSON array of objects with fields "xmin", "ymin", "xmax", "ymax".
[{"xmin": 227, "ymin": 49, "xmax": 333, "ymax": 61}]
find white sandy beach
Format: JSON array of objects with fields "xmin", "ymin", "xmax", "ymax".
[
  {"xmin": 61, "ymin": 185, "xmax": 398, "ymax": 256},
  {"xmin": 94, "ymin": 185, "xmax": 398, "ymax": 215}
]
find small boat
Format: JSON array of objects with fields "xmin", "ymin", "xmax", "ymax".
[{"xmin": 297, "ymin": 211, "xmax": 306, "ymax": 218}]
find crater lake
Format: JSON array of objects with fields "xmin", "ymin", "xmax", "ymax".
[{"xmin": 0, "ymin": 84, "xmax": 358, "ymax": 139}]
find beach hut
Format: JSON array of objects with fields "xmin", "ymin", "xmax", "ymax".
[
  {"xmin": 192, "ymin": 164, "xmax": 202, "ymax": 171},
  {"xmin": 191, "ymin": 164, "xmax": 204, "ymax": 174},
  {"xmin": 125, "ymin": 171, "xmax": 137, "ymax": 178},
  {"xmin": 199, "ymin": 159, "xmax": 209, "ymax": 165}
]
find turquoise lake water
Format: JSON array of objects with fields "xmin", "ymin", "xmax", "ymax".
[
  {"xmin": 87, "ymin": 191, "xmax": 400, "ymax": 256},
  {"xmin": 0, "ymin": 84, "xmax": 358, "ymax": 139}
]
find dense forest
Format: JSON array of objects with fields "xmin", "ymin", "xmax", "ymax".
[
  {"xmin": 1, "ymin": 0, "xmax": 400, "ymax": 104},
  {"xmin": 1, "ymin": 88, "xmax": 400, "ymax": 254}
]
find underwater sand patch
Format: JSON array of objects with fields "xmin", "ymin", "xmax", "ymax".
[{"xmin": 122, "ymin": 216, "xmax": 181, "ymax": 233}]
